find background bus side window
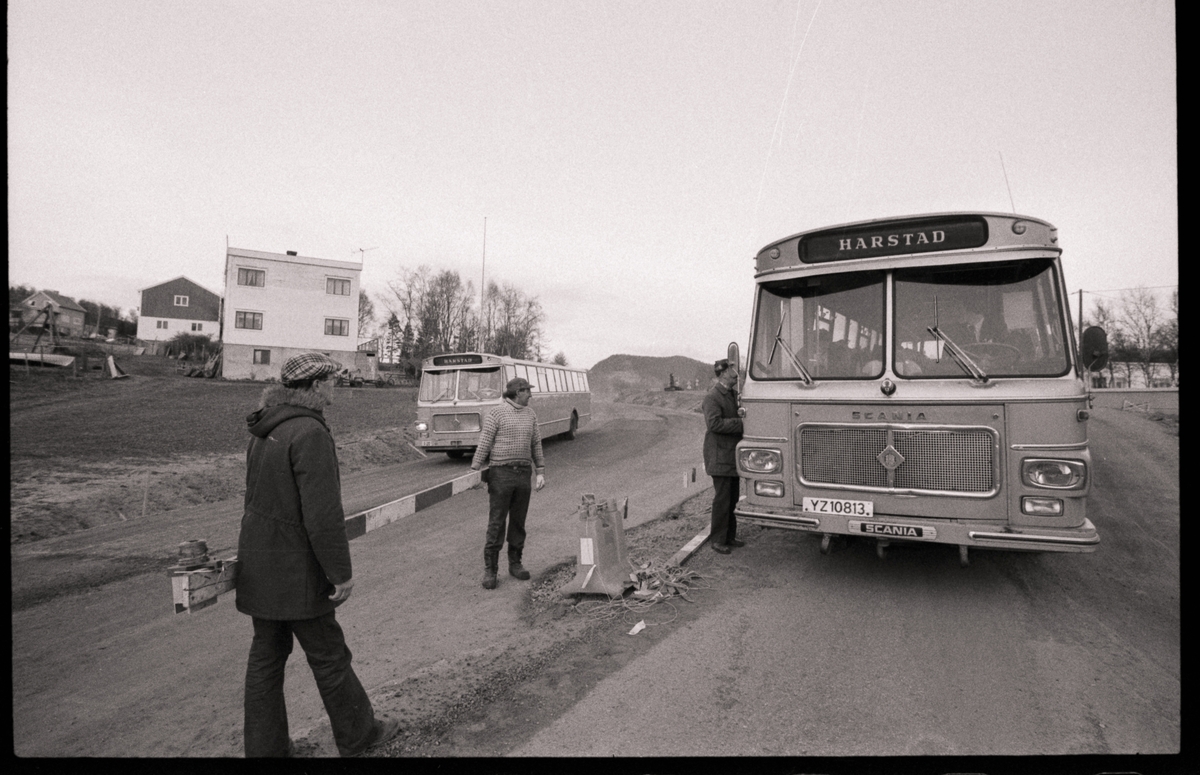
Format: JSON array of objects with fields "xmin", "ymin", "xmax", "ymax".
[
  {"xmin": 505, "ymin": 365, "xmax": 517, "ymax": 383},
  {"xmin": 535, "ymin": 367, "xmax": 548, "ymax": 392}
]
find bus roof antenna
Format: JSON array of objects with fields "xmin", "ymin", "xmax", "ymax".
[{"xmin": 998, "ymin": 151, "xmax": 1016, "ymax": 213}]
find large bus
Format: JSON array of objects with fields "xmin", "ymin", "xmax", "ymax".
[
  {"xmin": 731, "ymin": 212, "xmax": 1107, "ymax": 565},
  {"xmin": 414, "ymin": 352, "xmax": 591, "ymax": 458}
]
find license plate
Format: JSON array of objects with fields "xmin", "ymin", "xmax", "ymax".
[
  {"xmin": 450, "ymin": 440, "xmax": 461, "ymax": 445},
  {"xmin": 848, "ymin": 520, "xmax": 937, "ymax": 540},
  {"xmin": 803, "ymin": 497, "xmax": 873, "ymax": 518}
]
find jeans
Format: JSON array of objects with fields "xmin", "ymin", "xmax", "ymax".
[
  {"xmin": 710, "ymin": 475, "xmax": 739, "ymax": 545},
  {"xmin": 484, "ymin": 464, "xmax": 532, "ymax": 564},
  {"xmin": 244, "ymin": 612, "xmax": 377, "ymax": 757}
]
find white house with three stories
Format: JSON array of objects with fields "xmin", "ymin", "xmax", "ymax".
[{"xmin": 221, "ymin": 247, "xmax": 361, "ymax": 381}]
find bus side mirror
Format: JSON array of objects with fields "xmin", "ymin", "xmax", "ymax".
[
  {"xmin": 727, "ymin": 341, "xmax": 742, "ymax": 393},
  {"xmin": 1080, "ymin": 326, "xmax": 1108, "ymax": 372}
]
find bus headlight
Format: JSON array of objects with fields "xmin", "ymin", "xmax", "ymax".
[
  {"xmin": 739, "ymin": 448, "xmax": 782, "ymax": 474},
  {"xmin": 414, "ymin": 421, "xmax": 428, "ymax": 432},
  {"xmin": 1022, "ymin": 459, "xmax": 1086, "ymax": 489},
  {"xmin": 754, "ymin": 480, "xmax": 785, "ymax": 497}
]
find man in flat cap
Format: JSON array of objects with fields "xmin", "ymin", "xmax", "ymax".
[
  {"xmin": 237, "ymin": 352, "xmax": 399, "ymax": 757},
  {"xmin": 703, "ymin": 358, "xmax": 743, "ymax": 554},
  {"xmin": 470, "ymin": 377, "xmax": 546, "ymax": 589}
]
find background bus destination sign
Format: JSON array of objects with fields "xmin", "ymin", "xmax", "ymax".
[
  {"xmin": 432, "ymin": 354, "xmax": 485, "ymax": 366},
  {"xmin": 799, "ymin": 216, "xmax": 988, "ymax": 263}
]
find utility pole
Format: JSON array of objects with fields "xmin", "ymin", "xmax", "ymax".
[
  {"xmin": 1078, "ymin": 289, "xmax": 1083, "ymax": 337},
  {"xmin": 480, "ymin": 217, "xmax": 487, "ymax": 351}
]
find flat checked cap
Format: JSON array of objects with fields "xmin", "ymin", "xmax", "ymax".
[
  {"xmin": 506, "ymin": 377, "xmax": 532, "ymax": 392},
  {"xmin": 280, "ymin": 352, "xmax": 342, "ymax": 385}
]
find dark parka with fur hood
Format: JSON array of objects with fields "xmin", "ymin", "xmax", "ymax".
[{"xmin": 235, "ymin": 384, "xmax": 351, "ymax": 621}]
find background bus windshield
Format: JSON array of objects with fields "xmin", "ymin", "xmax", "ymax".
[{"xmin": 418, "ymin": 367, "xmax": 504, "ymax": 402}]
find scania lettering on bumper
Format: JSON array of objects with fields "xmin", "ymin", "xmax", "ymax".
[{"xmin": 848, "ymin": 520, "xmax": 936, "ymax": 540}]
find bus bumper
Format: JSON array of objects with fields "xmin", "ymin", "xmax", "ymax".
[
  {"xmin": 734, "ymin": 502, "xmax": 1100, "ymax": 553},
  {"xmin": 415, "ymin": 440, "xmax": 477, "ymax": 454}
]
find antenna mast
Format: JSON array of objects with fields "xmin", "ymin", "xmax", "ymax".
[
  {"xmin": 998, "ymin": 152, "xmax": 1016, "ymax": 213},
  {"xmin": 480, "ymin": 217, "xmax": 487, "ymax": 348}
]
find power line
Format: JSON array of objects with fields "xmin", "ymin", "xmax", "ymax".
[{"xmin": 1077, "ymin": 285, "xmax": 1177, "ymax": 294}]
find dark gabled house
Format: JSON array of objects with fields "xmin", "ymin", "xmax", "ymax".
[{"xmin": 136, "ymin": 276, "xmax": 221, "ymax": 342}]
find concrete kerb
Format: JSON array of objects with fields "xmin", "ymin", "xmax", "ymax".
[{"xmin": 345, "ymin": 467, "xmax": 714, "ymax": 569}]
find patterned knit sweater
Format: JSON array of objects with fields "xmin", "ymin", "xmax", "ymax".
[{"xmin": 470, "ymin": 399, "xmax": 545, "ymax": 473}]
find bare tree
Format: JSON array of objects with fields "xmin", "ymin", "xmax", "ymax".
[
  {"xmin": 1155, "ymin": 288, "xmax": 1178, "ymax": 385},
  {"xmin": 358, "ymin": 289, "xmax": 377, "ymax": 341},
  {"xmin": 1119, "ymin": 287, "xmax": 1164, "ymax": 387},
  {"xmin": 386, "ymin": 265, "xmax": 546, "ymax": 362},
  {"xmin": 1084, "ymin": 297, "xmax": 1121, "ymax": 387},
  {"xmin": 483, "ymin": 280, "xmax": 544, "ymax": 359}
]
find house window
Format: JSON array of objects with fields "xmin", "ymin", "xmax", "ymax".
[
  {"xmin": 253, "ymin": 349, "xmax": 271, "ymax": 365},
  {"xmin": 325, "ymin": 318, "xmax": 350, "ymax": 336},
  {"xmin": 236, "ymin": 311, "xmax": 263, "ymax": 330},
  {"xmin": 174, "ymin": 295, "xmax": 189, "ymax": 306},
  {"xmin": 157, "ymin": 320, "xmax": 169, "ymax": 330},
  {"xmin": 191, "ymin": 323, "xmax": 203, "ymax": 332},
  {"xmin": 326, "ymin": 278, "xmax": 351, "ymax": 296},
  {"xmin": 238, "ymin": 268, "xmax": 266, "ymax": 287}
]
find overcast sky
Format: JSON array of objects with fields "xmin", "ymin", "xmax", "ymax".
[{"xmin": 9, "ymin": 0, "xmax": 1176, "ymax": 369}]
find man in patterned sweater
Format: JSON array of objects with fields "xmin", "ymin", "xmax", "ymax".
[{"xmin": 469, "ymin": 377, "xmax": 546, "ymax": 589}]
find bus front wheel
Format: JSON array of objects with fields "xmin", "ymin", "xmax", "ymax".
[
  {"xmin": 563, "ymin": 413, "xmax": 578, "ymax": 440},
  {"xmin": 446, "ymin": 451, "xmax": 466, "ymax": 459}
]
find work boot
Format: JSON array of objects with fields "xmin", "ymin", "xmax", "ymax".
[
  {"xmin": 482, "ymin": 553, "xmax": 499, "ymax": 589},
  {"xmin": 508, "ymin": 549, "xmax": 531, "ymax": 580}
]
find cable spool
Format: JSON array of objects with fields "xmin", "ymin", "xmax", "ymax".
[{"xmin": 175, "ymin": 540, "xmax": 210, "ymax": 569}]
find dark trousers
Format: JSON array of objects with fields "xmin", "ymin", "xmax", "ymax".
[
  {"xmin": 710, "ymin": 475, "xmax": 739, "ymax": 545},
  {"xmin": 484, "ymin": 464, "xmax": 532, "ymax": 565},
  {"xmin": 244, "ymin": 612, "xmax": 377, "ymax": 757}
]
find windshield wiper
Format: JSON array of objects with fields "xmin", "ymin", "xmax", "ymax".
[
  {"xmin": 926, "ymin": 326, "xmax": 989, "ymax": 383},
  {"xmin": 768, "ymin": 318, "xmax": 814, "ymax": 385}
]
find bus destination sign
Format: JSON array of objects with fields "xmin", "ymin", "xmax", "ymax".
[
  {"xmin": 432, "ymin": 354, "xmax": 484, "ymax": 366},
  {"xmin": 800, "ymin": 216, "xmax": 988, "ymax": 263}
]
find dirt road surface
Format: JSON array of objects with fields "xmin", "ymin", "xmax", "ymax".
[
  {"xmin": 12, "ymin": 397, "xmax": 1179, "ymax": 764},
  {"xmin": 508, "ymin": 406, "xmax": 1180, "ymax": 758},
  {"xmin": 12, "ymin": 400, "xmax": 706, "ymax": 757}
]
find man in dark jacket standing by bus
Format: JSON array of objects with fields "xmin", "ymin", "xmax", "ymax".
[
  {"xmin": 470, "ymin": 377, "xmax": 546, "ymax": 589},
  {"xmin": 704, "ymin": 358, "xmax": 744, "ymax": 554},
  {"xmin": 236, "ymin": 352, "xmax": 400, "ymax": 758}
]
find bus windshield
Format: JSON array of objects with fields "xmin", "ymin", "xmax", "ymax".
[
  {"xmin": 894, "ymin": 259, "xmax": 1070, "ymax": 379},
  {"xmin": 456, "ymin": 367, "xmax": 504, "ymax": 400},
  {"xmin": 418, "ymin": 367, "xmax": 504, "ymax": 402},
  {"xmin": 751, "ymin": 271, "xmax": 886, "ymax": 380}
]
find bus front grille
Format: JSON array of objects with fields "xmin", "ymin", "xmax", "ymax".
[
  {"xmin": 432, "ymin": 413, "xmax": 481, "ymax": 432},
  {"xmin": 798, "ymin": 425, "xmax": 996, "ymax": 494}
]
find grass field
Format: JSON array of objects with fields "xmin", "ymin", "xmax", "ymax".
[{"xmin": 9, "ymin": 357, "xmax": 423, "ymax": 543}]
